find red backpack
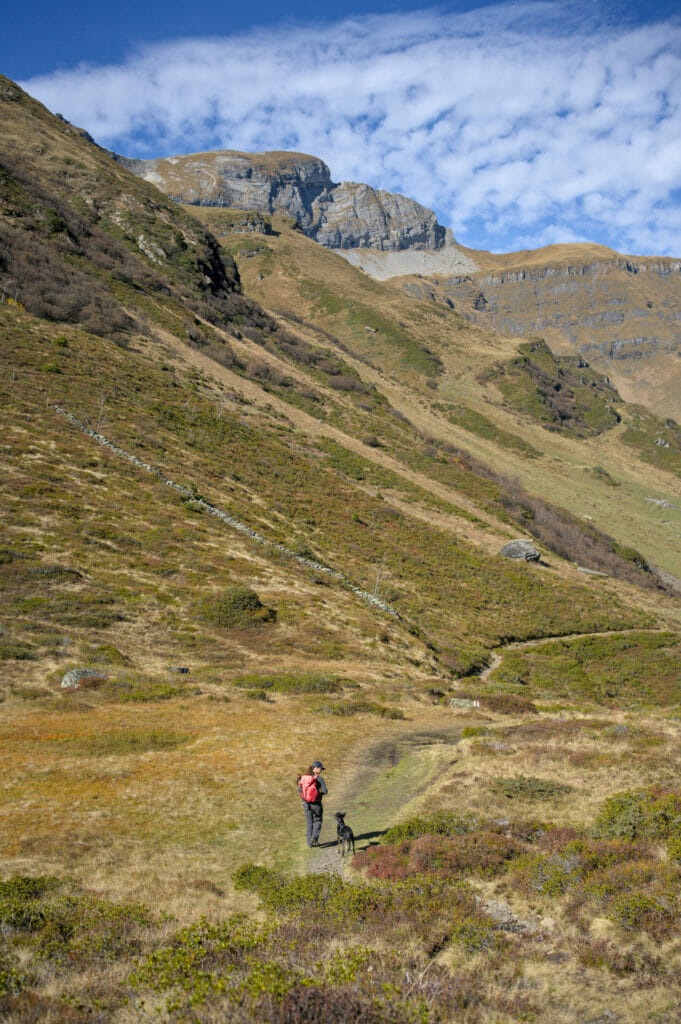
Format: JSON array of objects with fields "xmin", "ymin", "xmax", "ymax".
[{"xmin": 299, "ymin": 774, "xmax": 319, "ymax": 803}]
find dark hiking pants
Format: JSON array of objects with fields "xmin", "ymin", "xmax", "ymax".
[{"xmin": 303, "ymin": 800, "xmax": 323, "ymax": 845}]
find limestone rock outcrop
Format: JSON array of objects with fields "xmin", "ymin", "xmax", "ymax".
[
  {"xmin": 397, "ymin": 244, "xmax": 681, "ymax": 421},
  {"xmin": 116, "ymin": 150, "xmax": 447, "ymax": 252},
  {"xmin": 312, "ymin": 181, "xmax": 445, "ymax": 250}
]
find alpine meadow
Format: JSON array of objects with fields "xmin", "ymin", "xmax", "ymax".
[{"xmin": 4, "ymin": 70, "xmax": 681, "ymax": 1024}]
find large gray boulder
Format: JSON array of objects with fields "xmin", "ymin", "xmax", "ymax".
[
  {"xmin": 500, "ymin": 540, "xmax": 541, "ymax": 562},
  {"xmin": 60, "ymin": 667, "xmax": 107, "ymax": 690}
]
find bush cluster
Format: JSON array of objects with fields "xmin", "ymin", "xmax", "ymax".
[
  {"xmin": 232, "ymin": 671, "xmax": 342, "ymax": 695},
  {"xmin": 382, "ymin": 812, "xmax": 477, "ymax": 845},
  {"xmin": 591, "ymin": 786, "xmax": 681, "ymax": 842},
  {"xmin": 197, "ymin": 586, "xmax": 276, "ymax": 629},
  {"xmin": 319, "ymin": 699, "xmax": 405, "ymax": 719},
  {"xmin": 354, "ymin": 831, "xmax": 526, "ymax": 881},
  {"xmin": 0, "ymin": 874, "xmax": 152, "ymax": 1014},
  {"xmin": 493, "ymin": 775, "xmax": 571, "ymax": 801}
]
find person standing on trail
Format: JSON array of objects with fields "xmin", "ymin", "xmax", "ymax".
[{"xmin": 297, "ymin": 761, "xmax": 327, "ymax": 847}]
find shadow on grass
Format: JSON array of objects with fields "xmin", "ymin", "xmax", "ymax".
[{"xmin": 316, "ymin": 828, "xmax": 387, "ymax": 850}]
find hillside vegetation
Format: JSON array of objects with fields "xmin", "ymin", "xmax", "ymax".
[
  {"xmin": 396, "ymin": 241, "xmax": 681, "ymax": 422},
  {"xmin": 2, "ymin": 75, "xmax": 681, "ymax": 1023}
]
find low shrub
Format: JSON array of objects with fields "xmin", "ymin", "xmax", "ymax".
[
  {"xmin": 667, "ymin": 832, "xmax": 681, "ymax": 862},
  {"xmin": 511, "ymin": 838, "xmax": 653, "ymax": 899},
  {"xmin": 355, "ymin": 832, "xmax": 526, "ymax": 881},
  {"xmin": 232, "ymin": 672, "xmax": 342, "ymax": 695},
  {"xmin": 608, "ymin": 891, "xmax": 676, "ymax": 940},
  {"xmin": 129, "ymin": 915, "xmax": 268, "ymax": 999},
  {"xmin": 0, "ymin": 876, "xmax": 151, "ymax": 973},
  {"xmin": 266, "ymin": 983, "xmax": 404, "ymax": 1024},
  {"xmin": 382, "ymin": 812, "xmax": 476, "ymax": 845},
  {"xmin": 89, "ymin": 644, "xmax": 131, "ymax": 665},
  {"xmin": 493, "ymin": 775, "xmax": 572, "ymax": 801},
  {"xmin": 481, "ymin": 694, "xmax": 537, "ymax": 715},
  {"xmin": 197, "ymin": 586, "xmax": 276, "ymax": 628},
  {"xmin": 320, "ymin": 700, "xmax": 404, "ymax": 719},
  {"xmin": 0, "ymin": 876, "xmax": 58, "ymax": 931},
  {"xmin": 450, "ymin": 913, "xmax": 503, "ymax": 952},
  {"xmin": 33, "ymin": 893, "xmax": 151, "ymax": 967},
  {"xmin": 0, "ymin": 640, "xmax": 33, "ymax": 660},
  {"xmin": 233, "ymin": 867, "xmax": 387, "ymax": 921},
  {"xmin": 591, "ymin": 787, "xmax": 681, "ymax": 841},
  {"xmin": 115, "ymin": 681, "xmax": 193, "ymax": 702},
  {"xmin": 0, "ymin": 947, "xmax": 27, "ymax": 997},
  {"xmin": 575, "ymin": 937, "xmax": 663, "ymax": 977}
]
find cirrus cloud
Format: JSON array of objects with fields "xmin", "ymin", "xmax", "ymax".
[{"xmin": 20, "ymin": 1, "xmax": 681, "ymax": 256}]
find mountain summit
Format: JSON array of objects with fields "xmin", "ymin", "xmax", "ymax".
[
  {"xmin": 116, "ymin": 148, "xmax": 450, "ymax": 252},
  {"xmin": 119, "ymin": 146, "xmax": 681, "ymax": 419}
]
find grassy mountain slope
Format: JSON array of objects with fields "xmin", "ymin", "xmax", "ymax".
[
  {"xmin": 3, "ymin": 77, "xmax": 681, "ymax": 1023},
  {"xmin": 189, "ymin": 205, "xmax": 681, "ymax": 583}
]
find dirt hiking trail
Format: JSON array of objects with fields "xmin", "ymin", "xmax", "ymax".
[
  {"xmin": 302, "ymin": 724, "xmax": 469, "ymax": 875},
  {"xmin": 301, "ymin": 626, "xmax": 669, "ymax": 875}
]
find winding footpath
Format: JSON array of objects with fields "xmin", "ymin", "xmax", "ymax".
[{"xmin": 478, "ymin": 627, "xmax": 669, "ymax": 683}]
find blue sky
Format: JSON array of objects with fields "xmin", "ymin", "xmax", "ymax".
[{"xmin": 7, "ymin": 1, "xmax": 681, "ymax": 256}]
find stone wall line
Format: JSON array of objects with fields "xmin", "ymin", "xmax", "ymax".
[{"xmin": 50, "ymin": 403, "xmax": 400, "ymax": 619}]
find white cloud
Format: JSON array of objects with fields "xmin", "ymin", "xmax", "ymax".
[{"xmin": 19, "ymin": 2, "xmax": 681, "ymax": 256}]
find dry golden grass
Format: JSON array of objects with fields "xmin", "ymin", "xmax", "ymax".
[{"xmin": 0, "ymin": 690, "xmax": 454, "ymax": 915}]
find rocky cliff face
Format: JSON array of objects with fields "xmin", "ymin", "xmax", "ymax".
[
  {"xmin": 396, "ymin": 245, "xmax": 681, "ymax": 421},
  {"xmin": 116, "ymin": 150, "xmax": 447, "ymax": 252}
]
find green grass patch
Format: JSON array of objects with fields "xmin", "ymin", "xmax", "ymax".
[
  {"xmin": 489, "ymin": 631, "xmax": 681, "ymax": 707},
  {"xmin": 433, "ymin": 402, "xmax": 541, "ymax": 457},
  {"xmin": 53, "ymin": 729, "xmax": 192, "ymax": 756},
  {"xmin": 484, "ymin": 340, "xmax": 621, "ymax": 436},
  {"xmin": 232, "ymin": 671, "xmax": 343, "ymax": 694},
  {"xmin": 300, "ymin": 279, "xmax": 443, "ymax": 378}
]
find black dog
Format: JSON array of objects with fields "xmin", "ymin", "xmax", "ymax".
[{"xmin": 335, "ymin": 811, "xmax": 355, "ymax": 857}]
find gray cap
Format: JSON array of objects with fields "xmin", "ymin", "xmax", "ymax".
[{"xmin": 312, "ymin": 760, "xmax": 325, "ymax": 769}]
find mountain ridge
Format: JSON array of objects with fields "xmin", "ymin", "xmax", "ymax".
[
  {"xmin": 117, "ymin": 148, "xmax": 450, "ymax": 251},
  {"xmin": 118, "ymin": 144, "xmax": 681, "ymax": 420}
]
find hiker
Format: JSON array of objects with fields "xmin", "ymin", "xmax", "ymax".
[{"xmin": 297, "ymin": 760, "xmax": 327, "ymax": 847}]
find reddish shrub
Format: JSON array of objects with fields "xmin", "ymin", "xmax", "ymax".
[
  {"xmin": 357, "ymin": 832, "xmax": 525, "ymax": 881},
  {"xmin": 482, "ymin": 694, "xmax": 537, "ymax": 715},
  {"xmin": 536, "ymin": 827, "xmax": 581, "ymax": 851},
  {"xmin": 264, "ymin": 985, "xmax": 400, "ymax": 1024}
]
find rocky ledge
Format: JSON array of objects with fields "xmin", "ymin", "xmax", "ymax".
[{"xmin": 115, "ymin": 149, "xmax": 448, "ymax": 252}]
